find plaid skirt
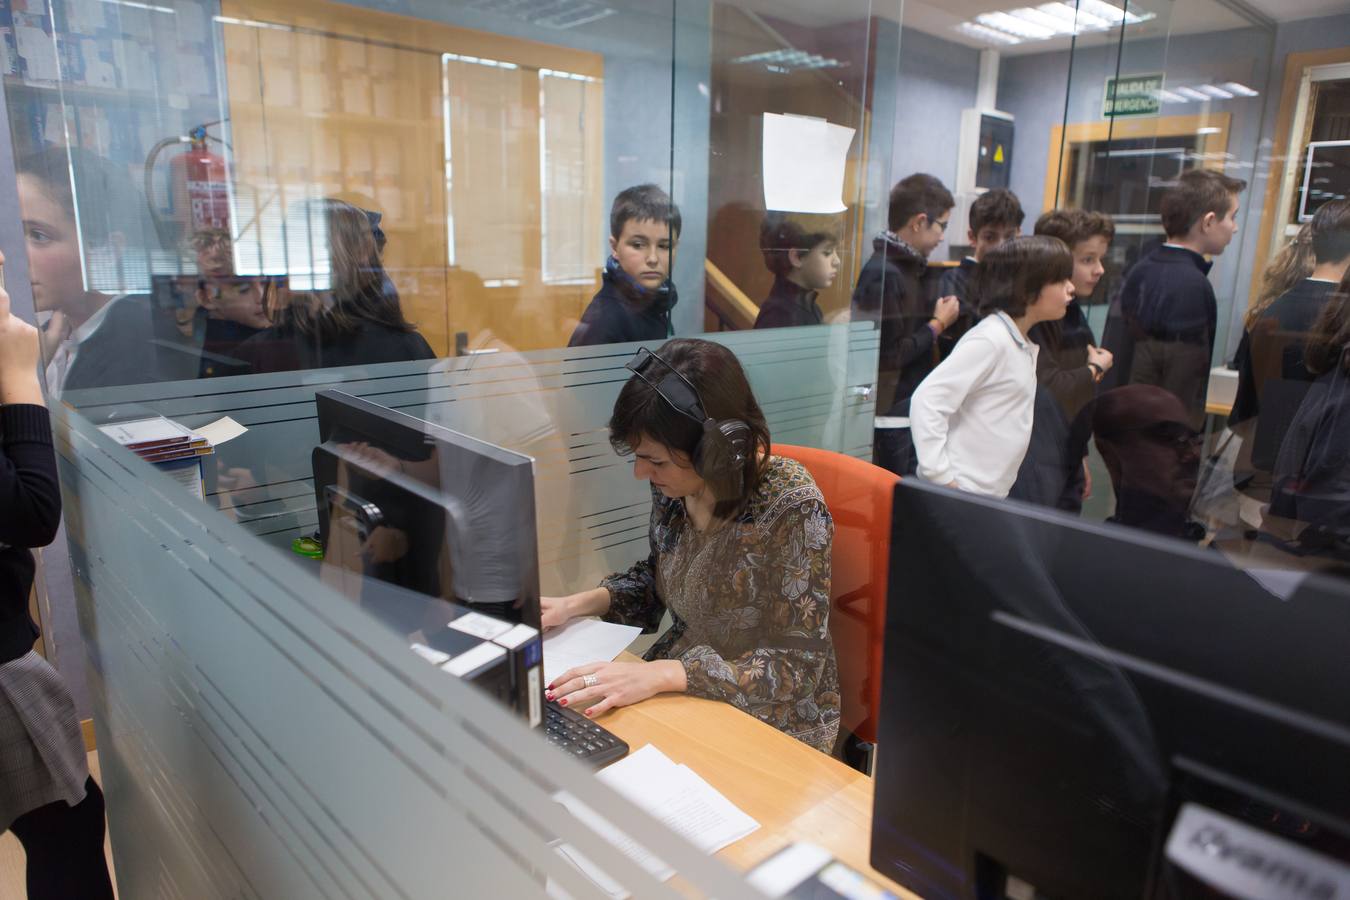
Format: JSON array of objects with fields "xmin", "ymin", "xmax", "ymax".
[{"xmin": 0, "ymin": 651, "xmax": 88, "ymax": 830}]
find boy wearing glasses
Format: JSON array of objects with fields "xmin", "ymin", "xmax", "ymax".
[{"xmin": 850, "ymin": 172, "xmax": 958, "ymax": 475}]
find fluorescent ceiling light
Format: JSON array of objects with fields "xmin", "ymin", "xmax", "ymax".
[
  {"xmin": 954, "ymin": 22, "xmax": 1023, "ymax": 45},
  {"xmin": 1197, "ymin": 126, "xmax": 1221, "ymax": 134},
  {"xmin": 1078, "ymin": 0, "xmax": 1149, "ymax": 24},
  {"xmin": 1177, "ymin": 86, "xmax": 1211, "ymax": 102},
  {"xmin": 732, "ymin": 49, "xmax": 845, "ymax": 70},
  {"xmin": 1157, "ymin": 89, "xmax": 1189, "ymax": 103},
  {"xmin": 1222, "ymin": 82, "xmax": 1260, "ymax": 97},
  {"xmin": 1007, "ymin": 7, "xmax": 1078, "ymax": 35},
  {"xmin": 1036, "ymin": 2, "xmax": 1113, "ymax": 31},
  {"xmin": 958, "ymin": 1, "xmax": 1153, "ymax": 46},
  {"xmin": 976, "ymin": 11, "xmax": 1056, "ymax": 40},
  {"xmin": 1198, "ymin": 84, "xmax": 1234, "ymax": 99}
]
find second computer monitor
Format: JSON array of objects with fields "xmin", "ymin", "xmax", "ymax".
[
  {"xmin": 871, "ymin": 480, "xmax": 1350, "ymax": 899},
  {"xmin": 311, "ymin": 389, "xmax": 541, "ymax": 631}
]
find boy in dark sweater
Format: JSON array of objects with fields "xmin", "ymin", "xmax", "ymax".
[
  {"xmin": 1113, "ymin": 168, "xmax": 1247, "ymax": 428},
  {"xmin": 936, "ymin": 188, "xmax": 1023, "ymax": 313},
  {"xmin": 1010, "ymin": 208, "xmax": 1116, "ymax": 511},
  {"xmin": 851, "ymin": 173, "xmax": 957, "ymax": 475},
  {"xmin": 754, "ymin": 212, "xmax": 840, "ymax": 329},
  {"xmin": 568, "ymin": 184, "xmax": 681, "ymax": 347}
]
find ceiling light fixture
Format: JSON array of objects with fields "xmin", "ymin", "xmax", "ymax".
[
  {"xmin": 1197, "ymin": 84, "xmax": 1235, "ymax": 99},
  {"xmin": 1157, "ymin": 89, "xmax": 1189, "ymax": 103},
  {"xmin": 1177, "ymin": 87, "xmax": 1211, "ymax": 102},
  {"xmin": 954, "ymin": 22, "xmax": 1023, "ymax": 45},
  {"xmin": 976, "ymin": 11, "xmax": 1056, "ymax": 40},
  {"xmin": 1077, "ymin": 0, "xmax": 1148, "ymax": 25},
  {"xmin": 1222, "ymin": 82, "xmax": 1260, "ymax": 97},
  {"xmin": 957, "ymin": 1, "xmax": 1153, "ymax": 47},
  {"xmin": 1035, "ymin": 2, "xmax": 1113, "ymax": 31}
]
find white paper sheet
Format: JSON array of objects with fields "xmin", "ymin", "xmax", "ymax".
[
  {"xmin": 551, "ymin": 745, "xmax": 760, "ymax": 898},
  {"xmin": 762, "ymin": 112, "xmax": 856, "ymax": 214},
  {"xmin": 543, "ymin": 619, "xmax": 640, "ymax": 683},
  {"xmin": 195, "ymin": 416, "xmax": 248, "ymax": 447}
]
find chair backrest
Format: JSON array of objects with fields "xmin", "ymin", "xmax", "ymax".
[{"xmin": 774, "ymin": 445, "xmax": 897, "ymax": 744}]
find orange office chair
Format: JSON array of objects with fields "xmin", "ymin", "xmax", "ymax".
[{"xmin": 774, "ymin": 444, "xmax": 898, "ymax": 773}]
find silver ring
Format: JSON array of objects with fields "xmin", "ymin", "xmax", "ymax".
[{"xmin": 582, "ymin": 673, "xmax": 599, "ymax": 688}]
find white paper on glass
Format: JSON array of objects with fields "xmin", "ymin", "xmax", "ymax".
[{"xmin": 762, "ymin": 113, "xmax": 856, "ymax": 214}]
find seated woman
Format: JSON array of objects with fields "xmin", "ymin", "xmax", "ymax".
[
  {"xmin": 545, "ymin": 338, "xmax": 840, "ymax": 753},
  {"xmin": 234, "ymin": 198, "xmax": 434, "ymax": 373}
]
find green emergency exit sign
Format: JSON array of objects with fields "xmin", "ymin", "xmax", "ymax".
[{"xmin": 1104, "ymin": 73, "xmax": 1163, "ymax": 118}]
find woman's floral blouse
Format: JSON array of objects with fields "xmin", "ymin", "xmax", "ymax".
[{"xmin": 601, "ymin": 455, "xmax": 840, "ymax": 753}]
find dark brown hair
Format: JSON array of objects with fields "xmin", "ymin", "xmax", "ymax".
[
  {"xmin": 973, "ymin": 235, "xmax": 1073, "ymax": 318},
  {"xmin": 271, "ymin": 198, "xmax": 414, "ymax": 339},
  {"xmin": 610, "ymin": 183, "xmax": 682, "ymax": 240},
  {"xmin": 608, "ymin": 338, "xmax": 770, "ymax": 519},
  {"xmin": 969, "ymin": 188, "xmax": 1025, "ymax": 234},
  {"xmin": 759, "ymin": 212, "xmax": 840, "ymax": 276},
  {"xmin": 1311, "ymin": 198, "xmax": 1350, "ymax": 265},
  {"xmin": 18, "ymin": 146, "xmax": 157, "ymax": 249},
  {"xmin": 1034, "ymin": 208, "xmax": 1116, "ymax": 248},
  {"xmin": 888, "ymin": 173, "xmax": 954, "ymax": 232},
  {"xmin": 1160, "ymin": 169, "xmax": 1247, "ymax": 238},
  {"xmin": 1246, "ymin": 223, "xmax": 1314, "ymax": 329},
  {"xmin": 1304, "ymin": 269, "xmax": 1350, "ymax": 376}
]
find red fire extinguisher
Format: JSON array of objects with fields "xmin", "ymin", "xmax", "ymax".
[{"xmin": 169, "ymin": 125, "xmax": 230, "ymax": 235}]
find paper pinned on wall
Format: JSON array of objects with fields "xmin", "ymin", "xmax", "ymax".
[{"xmin": 762, "ymin": 113, "xmax": 856, "ymax": 214}]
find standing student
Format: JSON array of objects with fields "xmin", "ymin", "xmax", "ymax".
[
  {"xmin": 935, "ymin": 188, "xmax": 1024, "ymax": 313},
  {"xmin": 1113, "ymin": 168, "xmax": 1247, "ymax": 428},
  {"xmin": 568, "ymin": 184, "xmax": 681, "ymax": 347},
  {"xmin": 233, "ymin": 198, "xmax": 435, "ymax": 373},
  {"xmin": 17, "ymin": 147, "xmax": 194, "ymax": 393},
  {"xmin": 910, "ymin": 236, "xmax": 1076, "ymax": 498},
  {"xmin": 0, "ymin": 265, "xmax": 114, "ymax": 899},
  {"xmin": 1230, "ymin": 200, "xmax": 1350, "ymax": 428},
  {"xmin": 851, "ymin": 173, "xmax": 959, "ymax": 475},
  {"xmin": 754, "ymin": 212, "xmax": 840, "ymax": 329},
  {"xmin": 1010, "ymin": 209, "xmax": 1117, "ymax": 510}
]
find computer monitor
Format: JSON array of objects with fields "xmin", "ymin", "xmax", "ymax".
[
  {"xmin": 312, "ymin": 389, "xmax": 541, "ymax": 631},
  {"xmin": 871, "ymin": 480, "xmax": 1350, "ymax": 899}
]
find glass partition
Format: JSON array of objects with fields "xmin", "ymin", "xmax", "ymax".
[{"xmin": 4, "ymin": 0, "xmax": 1349, "ymax": 897}]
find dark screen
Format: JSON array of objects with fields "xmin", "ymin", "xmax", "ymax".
[{"xmin": 870, "ymin": 481, "xmax": 1350, "ymax": 899}]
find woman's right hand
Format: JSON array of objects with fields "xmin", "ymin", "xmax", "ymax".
[
  {"xmin": 540, "ymin": 587, "xmax": 611, "ymax": 630},
  {"xmin": 540, "ymin": 595, "xmax": 572, "ymax": 630}
]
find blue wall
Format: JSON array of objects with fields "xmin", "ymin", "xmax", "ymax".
[{"xmin": 889, "ymin": 28, "xmax": 981, "ymax": 197}]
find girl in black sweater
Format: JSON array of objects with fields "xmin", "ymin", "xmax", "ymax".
[{"xmin": 0, "ymin": 261, "xmax": 114, "ymax": 898}]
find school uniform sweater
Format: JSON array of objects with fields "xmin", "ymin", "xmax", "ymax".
[{"xmin": 910, "ymin": 311, "xmax": 1039, "ymax": 498}]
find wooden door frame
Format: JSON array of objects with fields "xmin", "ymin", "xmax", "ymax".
[
  {"xmin": 1248, "ymin": 47, "xmax": 1350, "ymax": 314},
  {"xmin": 1043, "ymin": 113, "xmax": 1233, "ymax": 213}
]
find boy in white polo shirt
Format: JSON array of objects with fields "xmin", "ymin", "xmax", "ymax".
[{"xmin": 910, "ymin": 235, "xmax": 1076, "ymax": 497}]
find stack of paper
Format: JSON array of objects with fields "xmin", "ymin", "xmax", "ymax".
[
  {"xmin": 98, "ymin": 415, "xmax": 247, "ymax": 499},
  {"xmin": 543, "ymin": 619, "xmax": 641, "ymax": 684},
  {"xmin": 550, "ymin": 745, "xmax": 760, "ymax": 898},
  {"xmin": 100, "ymin": 416, "xmax": 215, "ymax": 498}
]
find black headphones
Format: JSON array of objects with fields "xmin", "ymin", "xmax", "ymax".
[{"xmin": 624, "ymin": 347, "xmax": 753, "ymax": 500}]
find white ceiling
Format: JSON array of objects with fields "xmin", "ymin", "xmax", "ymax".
[
  {"xmin": 737, "ymin": 0, "xmax": 1349, "ymax": 56},
  {"xmin": 1241, "ymin": 0, "xmax": 1350, "ymax": 20}
]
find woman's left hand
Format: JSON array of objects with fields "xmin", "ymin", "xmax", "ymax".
[{"xmin": 547, "ymin": 660, "xmax": 687, "ymax": 718}]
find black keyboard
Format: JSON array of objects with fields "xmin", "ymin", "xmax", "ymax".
[{"xmin": 544, "ymin": 701, "xmax": 628, "ymax": 768}]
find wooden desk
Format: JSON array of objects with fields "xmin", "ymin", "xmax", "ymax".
[{"xmin": 597, "ymin": 652, "xmax": 916, "ymax": 897}]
